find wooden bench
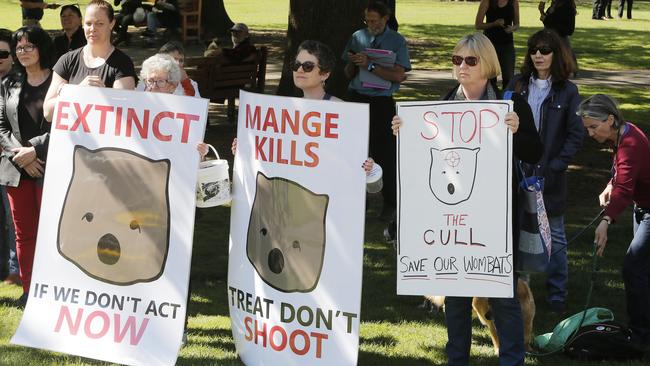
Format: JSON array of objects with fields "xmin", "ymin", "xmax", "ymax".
[{"xmin": 185, "ymin": 46, "xmax": 268, "ymax": 121}]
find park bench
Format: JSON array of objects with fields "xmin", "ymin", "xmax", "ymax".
[
  {"xmin": 185, "ymin": 46, "xmax": 268, "ymax": 121},
  {"xmin": 125, "ymin": 0, "xmax": 201, "ymax": 44}
]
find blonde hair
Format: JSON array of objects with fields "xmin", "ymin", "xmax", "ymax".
[{"xmin": 452, "ymin": 33, "xmax": 501, "ymax": 80}]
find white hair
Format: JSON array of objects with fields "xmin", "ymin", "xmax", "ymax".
[{"xmin": 140, "ymin": 53, "xmax": 181, "ymax": 85}]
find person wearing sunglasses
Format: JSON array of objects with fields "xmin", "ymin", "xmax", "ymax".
[
  {"xmin": 342, "ymin": 0, "xmax": 411, "ymax": 237},
  {"xmin": 43, "ymin": 0, "xmax": 137, "ymax": 122},
  {"xmin": 0, "ymin": 26, "xmax": 55, "ymax": 308},
  {"xmin": 232, "ymin": 40, "xmax": 375, "ymax": 173},
  {"xmin": 506, "ymin": 29, "xmax": 582, "ymax": 314},
  {"xmin": 392, "ymin": 33, "xmax": 542, "ymax": 365},
  {"xmin": 475, "ymin": 0, "xmax": 520, "ymax": 91},
  {"xmin": 0, "ymin": 28, "xmax": 20, "ymax": 289},
  {"xmin": 53, "ymin": 4, "xmax": 87, "ymax": 61},
  {"xmin": 578, "ymin": 94, "xmax": 650, "ymax": 352}
]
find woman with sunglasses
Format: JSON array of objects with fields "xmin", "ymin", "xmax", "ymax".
[
  {"xmin": 506, "ymin": 29, "xmax": 582, "ymax": 314},
  {"xmin": 53, "ymin": 4, "xmax": 86, "ymax": 61},
  {"xmin": 232, "ymin": 40, "xmax": 374, "ymax": 171},
  {"xmin": 392, "ymin": 33, "xmax": 542, "ymax": 365},
  {"xmin": 579, "ymin": 94, "xmax": 650, "ymax": 351},
  {"xmin": 43, "ymin": 0, "xmax": 136, "ymax": 122},
  {"xmin": 475, "ymin": 0, "xmax": 520, "ymax": 90},
  {"xmin": 0, "ymin": 26, "xmax": 55, "ymax": 308}
]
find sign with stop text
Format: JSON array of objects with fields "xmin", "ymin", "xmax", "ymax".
[
  {"xmin": 11, "ymin": 85, "xmax": 208, "ymax": 366},
  {"xmin": 396, "ymin": 100, "xmax": 514, "ymax": 298},
  {"xmin": 228, "ymin": 91, "xmax": 368, "ymax": 365}
]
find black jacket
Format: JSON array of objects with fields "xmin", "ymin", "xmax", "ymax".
[
  {"xmin": 507, "ymin": 75, "xmax": 583, "ymax": 216},
  {"xmin": 0, "ymin": 73, "xmax": 50, "ymax": 187}
]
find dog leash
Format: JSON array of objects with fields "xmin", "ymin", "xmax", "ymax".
[
  {"xmin": 549, "ymin": 209, "xmax": 605, "ymax": 257},
  {"xmin": 526, "ymin": 243, "xmax": 601, "ymax": 357}
]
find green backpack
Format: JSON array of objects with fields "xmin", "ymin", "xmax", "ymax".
[{"xmin": 533, "ymin": 307, "xmax": 615, "ymax": 353}]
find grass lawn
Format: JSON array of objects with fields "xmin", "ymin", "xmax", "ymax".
[{"xmin": 2, "ymin": 1, "xmax": 650, "ymax": 365}]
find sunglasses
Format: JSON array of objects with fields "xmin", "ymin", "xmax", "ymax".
[
  {"xmin": 529, "ymin": 45, "xmax": 553, "ymax": 55},
  {"xmin": 291, "ymin": 60, "xmax": 316, "ymax": 73},
  {"xmin": 0, "ymin": 50, "xmax": 9, "ymax": 59},
  {"xmin": 451, "ymin": 55, "xmax": 479, "ymax": 67}
]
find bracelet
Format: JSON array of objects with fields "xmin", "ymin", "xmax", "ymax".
[{"xmin": 601, "ymin": 217, "xmax": 612, "ymax": 225}]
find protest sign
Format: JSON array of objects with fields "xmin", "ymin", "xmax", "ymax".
[
  {"xmin": 11, "ymin": 85, "xmax": 208, "ymax": 366},
  {"xmin": 228, "ymin": 91, "xmax": 368, "ymax": 365},
  {"xmin": 396, "ymin": 100, "xmax": 514, "ymax": 298}
]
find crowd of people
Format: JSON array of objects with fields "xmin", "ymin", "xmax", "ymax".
[{"xmin": 1, "ymin": 0, "xmax": 649, "ymax": 364}]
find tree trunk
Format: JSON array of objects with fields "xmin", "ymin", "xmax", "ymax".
[
  {"xmin": 201, "ymin": 0, "xmax": 235, "ymax": 41},
  {"xmin": 276, "ymin": 0, "xmax": 367, "ymax": 98}
]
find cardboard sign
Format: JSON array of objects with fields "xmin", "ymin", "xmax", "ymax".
[
  {"xmin": 11, "ymin": 85, "xmax": 208, "ymax": 366},
  {"xmin": 396, "ymin": 100, "xmax": 514, "ymax": 298},
  {"xmin": 228, "ymin": 91, "xmax": 368, "ymax": 365}
]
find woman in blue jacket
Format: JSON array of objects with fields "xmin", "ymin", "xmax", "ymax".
[{"xmin": 507, "ymin": 29, "xmax": 583, "ymax": 313}]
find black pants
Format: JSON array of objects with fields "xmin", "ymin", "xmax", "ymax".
[
  {"xmin": 491, "ymin": 42, "xmax": 515, "ymax": 91},
  {"xmin": 345, "ymin": 90, "xmax": 397, "ymax": 209},
  {"xmin": 115, "ymin": 13, "xmax": 135, "ymax": 38},
  {"xmin": 592, "ymin": 0, "xmax": 604, "ymax": 18},
  {"xmin": 618, "ymin": 0, "xmax": 633, "ymax": 18}
]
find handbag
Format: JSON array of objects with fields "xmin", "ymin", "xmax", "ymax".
[{"xmin": 516, "ymin": 162, "xmax": 552, "ymax": 273}]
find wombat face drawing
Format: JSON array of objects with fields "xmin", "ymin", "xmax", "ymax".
[
  {"xmin": 246, "ymin": 172, "xmax": 328, "ymax": 293},
  {"xmin": 58, "ymin": 146, "xmax": 171, "ymax": 285},
  {"xmin": 429, "ymin": 147, "xmax": 480, "ymax": 205}
]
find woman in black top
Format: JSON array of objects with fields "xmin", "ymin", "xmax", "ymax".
[
  {"xmin": 475, "ymin": 0, "xmax": 520, "ymax": 90},
  {"xmin": 0, "ymin": 26, "xmax": 54, "ymax": 307},
  {"xmin": 53, "ymin": 4, "xmax": 87, "ymax": 61},
  {"xmin": 43, "ymin": 0, "xmax": 136, "ymax": 122},
  {"xmin": 539, "ymin": 0, "xmax": 578, "ymax": 69}
]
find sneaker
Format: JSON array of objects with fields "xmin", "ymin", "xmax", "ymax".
[
  {"xmin": 3, "ymin": 273, "xmax": 21, "ymax": 286},
  {"xmin": 383, "ymin": 227, "xmax": 396, "ymax": 247},
  {"xmin": 16, "ymin": 292, "xmax": 28, "ymax": 309}
]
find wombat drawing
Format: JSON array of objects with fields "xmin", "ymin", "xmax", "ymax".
[
  {"xmin": 429, "ymin": 147, "xmax": 480, "ymax": 205},
  {"xmin": 246, "ymin": 172, "xmax": 329, "ymax": 293},
  {"xmin": 57, "ymin": 146, "xmax": 171, "ymax": 285}
]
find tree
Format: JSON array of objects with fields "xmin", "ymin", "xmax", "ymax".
[
  {"xmin": 201, "ymin": 0, "xmax": 235, "ymax": 40},
  {"xmin": 276, "ymin": 0, "xmax": 367, "ymax": 97}
]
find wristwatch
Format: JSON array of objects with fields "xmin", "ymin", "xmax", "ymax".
[
  {"xmin": 601, "ymin": 216, "xmax": 612, "ymax": 225},
  {"xmin": 367, "ymin": 62, "xmax": 376, "ymax": 72}
]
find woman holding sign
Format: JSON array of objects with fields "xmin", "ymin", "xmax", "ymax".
[
  {"xmin": 392, "ymin": 33, "xmax": 542, "ymax": 365},
  {"xmin": 233, "ymin": 40, "xmax": 375, "ymax": 173},
  {"xmin": 579, "ymin": 94, "xmax": 650, "ymax": 352},
  {"xmin": 43, "ymin": 0, "xmax": 137, "ymax": 122},
  {"xmin": 0, "ymin": 26, "xmax": 55, "ymax": 307}
]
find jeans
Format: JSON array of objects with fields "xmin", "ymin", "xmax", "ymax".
[
  {"xmin": 146, "ymin": 12, "xmax": 160, "ymax": 34},
  {"xmin": 623, "ymin": 206, "xmax": 650, "ymax": 342},
  {"xmin": 546, "ymin": 215, "xmax": 568, "ymax": 303},
  {"xmin": 445, "ymin": 279, "xmax": 525, "ymax": 366},
  {"xmin": 0, "ymin": 186, "xmax": 18, "ymax": 276}
]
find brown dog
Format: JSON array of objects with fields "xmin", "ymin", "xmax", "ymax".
[{"xmin": 425, "ymin": 278, "xmax": 535, "ymax": 353}]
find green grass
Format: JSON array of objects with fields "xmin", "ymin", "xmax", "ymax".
[
  {"xmin": 1, "ymin": 0, "xmax": 649, "ymax": 70},
  {"xmin": 2, "ymin": 0, "xmax": 650, "ymax": 365}
]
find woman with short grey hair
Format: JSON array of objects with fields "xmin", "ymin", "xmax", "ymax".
[
  {"xmin": 580, "ymin": 94, "xmax": 650, "ymax": 351},
  {"xmin": 140, "ymin": 53, "xmax": 181, "ymax": 93}
]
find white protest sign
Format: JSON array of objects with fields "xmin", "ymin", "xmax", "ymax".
[
  {"xmin": 11, "ymin": 85, "xmax": 208, "ymax": 366},
  {"xmin": 228, "ymin": 91, "xmax": 368, "ymax": 365},
  {"xmin": 396, "ymin": 100, "xmax": 513, "ymax": 298}
]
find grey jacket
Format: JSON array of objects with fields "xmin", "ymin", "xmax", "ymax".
[{"xmin": 0, "ymin": 73, "xmax": 50, "ymax": 187}]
